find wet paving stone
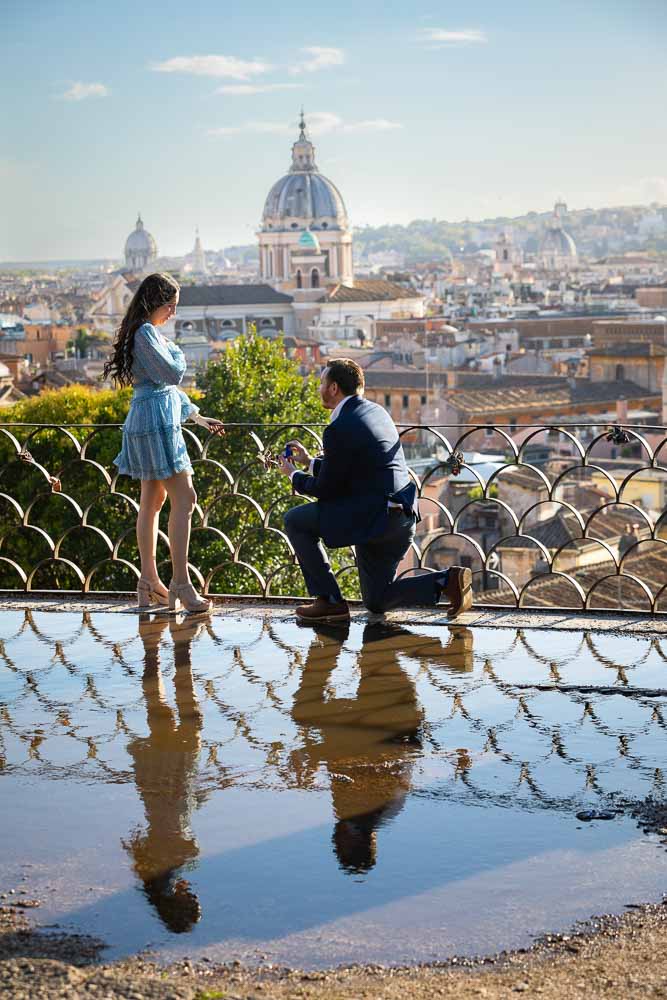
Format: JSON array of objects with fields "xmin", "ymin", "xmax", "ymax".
[{"xmin": 1, "ymin": 603, "xmax": 667, "ymax": 968}]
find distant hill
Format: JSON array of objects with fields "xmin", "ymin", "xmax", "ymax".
[{"xmin": 353, "ymin": 203, "xmax": 667, "ymax": 265}]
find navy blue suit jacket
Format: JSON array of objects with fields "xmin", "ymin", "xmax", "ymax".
[{"xmin": 291, "ymin": 396, "xmax": 419, "ymax": 548}]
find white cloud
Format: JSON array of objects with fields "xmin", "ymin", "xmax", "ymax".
[
  {"xmin": 208, "ymin": 112, "xmax": 402, "ymax": 138},
  {"xmin": 216, "ymin": 82, "xmax": 302, "ymax": 96},
  {"xmin": 61, "ymin": 82, "xmax": 110, "ymax": 101},
  {"xmin": 288, "ymin": 46, "xmax": 345, "ymax": 75},
  {"xmin": 417, "ymin": 28, "xmax": 487, "ymax": 46},
  {"xmin": 152, "ymin": 55, "xmax": 271, "ymax": 80},
  {"xmin": 341, "ymin": 118, "xmax": 403, "ymax": 133}
]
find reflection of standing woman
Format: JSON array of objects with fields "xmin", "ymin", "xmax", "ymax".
[
  {"xmin": 104, "ymin": 273, "xmax": 223, "ymax": 612},
  {"xmin": 124, "ymin": 616, "xmax": 205, "ymax": 933}
]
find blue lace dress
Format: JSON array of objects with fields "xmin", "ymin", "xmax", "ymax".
[{"xmin": 113, "ymin": 323, "xmax": 200, "ymax": 481}]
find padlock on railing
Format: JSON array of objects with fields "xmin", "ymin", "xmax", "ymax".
[
  {"xmin": 604, "ymin": 425, "xmax": 630, "ymax": 445},
  {"xmin": 444, "ymin": 450, "xmax": 465, "ymax": 476}
]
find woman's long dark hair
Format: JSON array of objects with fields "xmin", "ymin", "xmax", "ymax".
[{"xmin": 103, "ymin": 272, "xmax": 180, "ymax": 386}]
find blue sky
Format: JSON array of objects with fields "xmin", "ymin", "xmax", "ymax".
[{"xmin": 2, "ymin": 0, "xmax": 666, "ymax": 261}]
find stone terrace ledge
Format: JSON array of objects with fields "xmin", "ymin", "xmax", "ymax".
[{"xmin": 2, "ymin": 594, "xmax": 667, "ymax": 637}]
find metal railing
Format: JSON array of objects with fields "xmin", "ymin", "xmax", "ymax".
[{"xmin": 1, "ymin": 420, "xmax": 666, "ymax": 613}]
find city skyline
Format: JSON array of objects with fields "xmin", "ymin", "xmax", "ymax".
[{"xmin": 3, "ymin": 0, "xmax": 667, "ymax": 261}]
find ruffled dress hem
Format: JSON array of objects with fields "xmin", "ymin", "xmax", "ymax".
[{"xmin": 113, "ymin": 387, "xmax": 199, "ymax": 481}]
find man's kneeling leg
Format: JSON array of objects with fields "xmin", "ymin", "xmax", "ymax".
[{"xmin": 283, "ymin": 503, "xmax": 343, "ymax": 602}]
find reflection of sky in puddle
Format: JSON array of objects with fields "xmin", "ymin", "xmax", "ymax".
[{"xmin": 1, "ymin": 610, "xmax": 667, "ymax": 967}]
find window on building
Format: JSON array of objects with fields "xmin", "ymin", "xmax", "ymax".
[
  {"xmin": 296, "ymin": 270, "xmax": 302, "ymax": 289},
  {"xmin": 485, "ymin": 426, "xmax": 494, "ymax": 438},
  {"xmin": 311, "ymin": 268, "xmax": 320, "ymax": 289},
  {"xmin": 420, "ymin": 394, "xmax": 427, "ymax": 406},
  {"xmin": 509, "ymin": 417, "xmax": 517, "ymax": 432},
  {"xmin": 222, "ymin": 319, "xmax": 235, "ymax": 328},
  {"xmin": 402, "ymin": 394, "xmax": 409, "ymax": 409},
  {"xmin": 616, "ymin": 363, "xmax": 625, "ymax": 381},
  {"xmin": 384, "ymin": 393, "xmax": 391, "ymax": 408},
  {"xmin": 260, "ymin": 318, "xmax": 274, "ymax": 328}
]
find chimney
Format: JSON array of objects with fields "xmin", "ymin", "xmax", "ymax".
[{"xmin": 616, "ymin": 396, "xmax": 628, "ymax": 423}]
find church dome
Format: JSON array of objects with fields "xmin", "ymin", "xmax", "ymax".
[
  {"xmin": 261, "ymin": 113, "xmax": 348, "ymax": 231},
  {"xmin": 124, "ymin": 214, "xmax": 157, "ymax": 267},
  {"xmin": 539, "ymin": 227, "xmax": 577, "ymax": 258},
  {"xmin": 539, "ymin": 201, "xmax": 577, "ymax": 263}
]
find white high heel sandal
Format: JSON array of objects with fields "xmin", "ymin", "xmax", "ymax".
[
  {"xmin": 168, "ymin": 581, "xmax": 210, "ymax": 613},
  {"xmin": 137, "ymin": 578, "xmax": 169, "ymax": 608}
]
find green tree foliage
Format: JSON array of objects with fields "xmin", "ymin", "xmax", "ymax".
[
  {"xmin": 193, "ymin": 331, "xmax": 358, "ymax": 597},
  {"xmin": 467, "ymin": 484, "xmax": 498, "ymax": 502},
  {"xmin": 0, "ymin": 386, "xmax": 135, "ymax": 590}
]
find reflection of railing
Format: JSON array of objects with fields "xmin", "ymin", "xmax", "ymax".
[
  {"xmin": 1, "ymin": 420, "xmax": 666, "ymax": 612},
  {"xmin": 1, "ymin": 611, "xmax": 666, "ymax": 811}
]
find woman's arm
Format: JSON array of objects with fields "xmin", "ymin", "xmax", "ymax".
[{"xmin": 134, "ymin": 324, "xmax": 186, "ymax": 384}]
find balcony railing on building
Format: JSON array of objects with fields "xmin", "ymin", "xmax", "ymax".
[{"xmin": 0, "ymin": 420, "xmax": 666, "ymax": 614}]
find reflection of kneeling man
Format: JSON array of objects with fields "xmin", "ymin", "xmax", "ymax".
[{"xmin": 279, "ymin": 358, "xmax": 472, "ymax": 622}]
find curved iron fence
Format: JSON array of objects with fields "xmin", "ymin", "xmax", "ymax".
[{"xmin": 0, "ymin": 420, "xmax": 666, "ymax": 613}]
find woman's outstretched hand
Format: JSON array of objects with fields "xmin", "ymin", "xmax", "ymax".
[{"xmin": 192, "ymin": 414, "xmax": 225, "ymax": 436}]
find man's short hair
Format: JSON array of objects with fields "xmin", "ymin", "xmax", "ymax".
[{"xmin": 324, "ymin": 358, "xmax": 365, "ymax": 396}]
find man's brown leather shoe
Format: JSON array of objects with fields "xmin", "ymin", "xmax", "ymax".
[
  {"xmin": 296, "ymin": 596, "xmax": 351, "ymax": 622},
  {"xmin": 441, "ymin": 566, "xmax": 473, "ymax": 618}
]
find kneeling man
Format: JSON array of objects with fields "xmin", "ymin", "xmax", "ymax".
[{"xmin": 278, "ymin": 358, "xmax": 472, "ymax": 623}]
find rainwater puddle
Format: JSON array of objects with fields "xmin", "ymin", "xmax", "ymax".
[{"xmin": 1, "ymin": 610, "xmax": 667, "ymax": 968}]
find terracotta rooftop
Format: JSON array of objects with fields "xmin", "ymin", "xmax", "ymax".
[
  {"xmin": 444, "ymin": 378, "xmax": 657, "ymax": 415},
  {"xmin": 479, "ymin": 544, "xmax": 667, "ymax": 611}
]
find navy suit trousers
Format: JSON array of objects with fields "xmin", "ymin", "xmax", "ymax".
[{"xmin": 284, "ymin": 503, "xmax": 447, "ymax": 612}]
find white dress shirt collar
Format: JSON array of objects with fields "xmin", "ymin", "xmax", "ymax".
[{"xmin": 329, "ymin": 394, "xmax": 357, "ymax": 423}]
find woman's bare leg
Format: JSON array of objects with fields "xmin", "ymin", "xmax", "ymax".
[
  {"xmin": 163, "ymin": 471, "xmax": 197, "ymax": 585},
  {"xmin": 137, "ymin": 479, "xmax": 168, "ymax": 593}
]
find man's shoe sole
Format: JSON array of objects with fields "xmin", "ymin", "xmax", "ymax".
[{"xmin": 447, "ymin": 568, "xmax": 473, "ymax": 618}]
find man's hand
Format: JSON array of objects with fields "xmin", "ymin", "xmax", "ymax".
[
  {"xmin": 277, "ymin": 454, "xmax": 297, "ymax": 478},
  {"xmin": 286, "ymin": 440, "xmax": 312, "ymax": 468}
]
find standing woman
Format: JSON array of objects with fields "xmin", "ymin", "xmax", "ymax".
[{"xmin": 104, "ymin": 272, "xmax": 223, "ymax": 612}]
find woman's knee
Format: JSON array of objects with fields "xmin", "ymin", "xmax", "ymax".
[
  {"xmin": 141, "ymin": 485, "xmax": 167, "ymax": 515},
  {"xmin": 182, "ymin": 487, "xmax": 197, "ymax": 513},
  {"xmin": 170, "ymin": 485, "xmax": 197, "ymax": 514}
]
